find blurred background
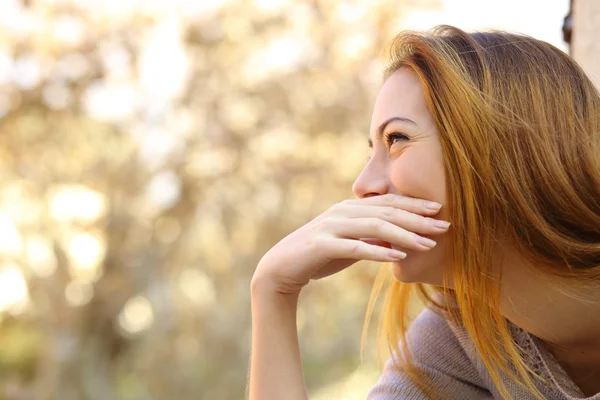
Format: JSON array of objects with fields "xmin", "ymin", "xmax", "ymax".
[{"xmin": 0, "ymin": 0, "xmax": 592, "ymax": 399}]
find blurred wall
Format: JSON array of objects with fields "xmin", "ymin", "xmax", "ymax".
[{"xmin": 572, "ymin": 0, "xmax": 600, "ymax": 86}]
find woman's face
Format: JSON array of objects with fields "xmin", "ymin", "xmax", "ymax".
[{"xmin": 352, "ymin": 67, "xmax": 448, "ymax": 285}]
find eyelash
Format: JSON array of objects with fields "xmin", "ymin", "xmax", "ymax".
[{"xmin": 384, "ymin": 132, "xmax": 409, "ymax": 147}]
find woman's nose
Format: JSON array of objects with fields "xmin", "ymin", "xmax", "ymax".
[{"xmin": 352, "ymin": 162, "xmax": 391, "ymax": 199}]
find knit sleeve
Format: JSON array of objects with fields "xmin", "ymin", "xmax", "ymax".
[{"xmin": 366, "ymin": 308, "xmax": 493, "ymax": 400}]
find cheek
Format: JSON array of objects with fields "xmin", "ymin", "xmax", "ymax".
[
  {"xmin": 389, "ymin": 148, "xmax": 449, "ymax": 286},
  {"xmin": 389, "ymin": 148, "xmax": 446, "ymax": 205}
]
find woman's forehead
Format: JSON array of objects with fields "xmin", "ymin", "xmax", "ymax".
[{"xmin": 370, "ymin": 69, "xmax": 432, "ymax": 132}]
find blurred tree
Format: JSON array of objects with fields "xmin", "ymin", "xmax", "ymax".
[{"xmin": 0, "ymin": 0, "xmax": 427, "ymax": 399}]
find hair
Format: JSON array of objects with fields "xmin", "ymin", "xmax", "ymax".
[{"xmin": 361, "ymin": 25, "xmax": 600, "ymax": 400}]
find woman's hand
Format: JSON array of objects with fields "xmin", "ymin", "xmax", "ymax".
[{"xmin": 251, "ymin": 193, "xmax": 450, "ymax": 295}]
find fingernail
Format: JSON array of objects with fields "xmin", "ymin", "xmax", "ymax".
[
  {"xmin": 432, "ymin": 220, "xmax": 451, "ymax": 229},
  {"xmin": 388, "ymin": 249, "xmax": 407, "ymax": 259},
  {"xmin": 424, "ymin": 201, "xmax": 442, "ymax": 211},
  {"xmin": 416, "ymin": 236, "xmax": 437, "ymax": 249}
]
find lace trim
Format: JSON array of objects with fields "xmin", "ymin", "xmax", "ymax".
[{"xmin": 509, "ymin": 322, "xmax": 589, "ymax": 399}]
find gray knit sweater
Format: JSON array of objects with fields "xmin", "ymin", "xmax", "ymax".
[{"xmin": 367, "ymin": 308, "xmax": 600, "ymax": 400}]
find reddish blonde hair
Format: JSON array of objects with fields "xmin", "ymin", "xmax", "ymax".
[{"xmin": 362, "ymin": 25, "xmax": 600, "ymax": 399}]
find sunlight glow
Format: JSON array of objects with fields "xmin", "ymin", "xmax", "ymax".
[
  {"xmin": 178, "ymin": 268, "xmax": 216, "ymax": 310},
  {"xmin": 43, "ymin": 82, "xmax": 72, "ymax": 109},
  {"xmin": 139, "ymin": 17, "xmax": 189, "ymax": 100},
  {"xmin": 66, "ymin": 232, "xmax": 105, "ymax": 283},
  {"xmin": 83, "ymin": 81, "xmax": 137, "ymax": 122},
  {"xmin": 0, "ymin": 213, "xmax": 23, "ymax": 256},
  {"xmin": 25, "ymin": 236, "xmax": 57, "ymax": 277},
  {"xmin": 145, "ymin": 170, "xmax": 182, "ymax": 210},
  {"xmin": 241, "ymin": 34, "xmax": 317, "ymax": 85},
  {"xmin": 338, "ymin": 31, "xmax": 372, "ymax": 60},
  {"xmin": 0, "ymin": 51, "xmax": 12, "ymax": 86},
  {"xmin": 252, "ymin": 0, "xmax": 292, "ymax": 14},
  {"xmin": 65, "ymin": 281, "xmax": 94, "ymax": 307},
  {"xmin": 12, "ymin": 54, "xmax": 41, "ymax": 90},
  {"xmin": 0, "ymin": 263, "xmax": 29, "ymax": 314},
  {"xmin": 52, "ymin": 15, "xmax": 85, "ymax": 45},
  {"xmin": 119, "ymin": 295, "xmax": 154, "ymax": 334},
  {"xmin": 49, "ymin": 185, "xmax": 107, "ymax": 222},
  {"xmin": 334, "ymin": 1, "xmax": 369, "ymax": 23}
]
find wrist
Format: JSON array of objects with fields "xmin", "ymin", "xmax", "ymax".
[
  {"xmin": 251, "ymin": 269, "xmax": 305, "ymax": 296},
  {"xmin": 251, "ymin": 275, "xmax": 301, "ymax": 306}
]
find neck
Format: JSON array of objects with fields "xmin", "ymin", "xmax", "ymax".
[{"xmin": 499, "ymin": 251, "xmax": 600, "ymax": 362}]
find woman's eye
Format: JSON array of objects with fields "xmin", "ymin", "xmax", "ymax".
[{"xmin": 385, "ymin": 132, "xmax": 409, "ymax": 147}]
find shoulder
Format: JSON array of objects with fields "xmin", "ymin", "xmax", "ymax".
[
  {"xmin": 406, "ymin": 307, "xmax": 483, "ymax": 378},
  {"xmin": 408, "ymin": 305, "xmax": 454, "ymax": 340},
  {"xmin": 367, "ymin": 307, "xmax": 492, "ymax": 400}
]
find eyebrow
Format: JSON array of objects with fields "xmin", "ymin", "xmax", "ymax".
[{"xmin": 368, "ymin": 116, "xmax": 417, "ymax": 148}]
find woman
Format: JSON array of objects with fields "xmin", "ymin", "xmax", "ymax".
[{"xmin": 248, "ymin": 25, "xmax": 600, "ymax": 400}]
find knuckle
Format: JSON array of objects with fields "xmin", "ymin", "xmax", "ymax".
[
  {"xmin": 383, "ymin": 193, "xmax": 397, "ymax": 204},
  {"xmin": 393, "ymin": 196, "xmax": 407, "ymax": 209},
  {"xmin": 340, "ymin": 200, "xmax": 357, "ymax": 210},
  {"xmin": 332, "ymin": 202, "xmax": 349, "ymax": 214},
  {"xmin": 368, "ymin": 218, "xmax": 386, "ymax": 230},
  {"xmin": 311, "ymin": 236, "xmax": 327, "ymax": 254},
  {"xmin": 316, "ymin": 218, "xmax": 331, "ymax": 232},
  {"xmin": 349, "ymin": 241, "xmax": 362, "ymax": 256},
  {"xmin": 381, "ymin": 206, "xmax": 395, "ymax": 219},
  {"xmin": 322, "ymin": 204, "xmax": 336, "ymax": 217},
  {"xmin": 317, "ymin": 217, "xmax": 344, "ymax": 234}
]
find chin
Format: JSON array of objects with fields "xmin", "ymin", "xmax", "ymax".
[{"xmin": 390, "ymin": 251, "xmax": 445, "ymax": 286}]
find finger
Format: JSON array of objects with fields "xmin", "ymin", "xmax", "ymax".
[
  {"xmin": 335, "ymin": 204, "xmax": 451, "ymax": 236},
  {"xmin": 319, "ymin": 237, "xmax": 406, "ymax": 261},
  {"xmin": 361, "ymin": 238, "xmax": 392, "ymax": 248},
  {"xmin": 326, "ymin": 217, "xmax": 437, "ymax": 252},
  {"xmin": 342, "ymin": 193, "xmax": 443, "ymax": 216}
]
